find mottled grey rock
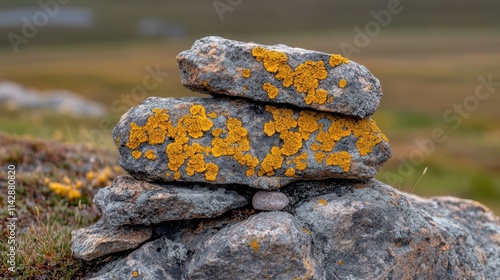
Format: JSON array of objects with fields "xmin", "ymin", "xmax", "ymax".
[
  {"xmin": 113, "ymin": 97, "xmax": 391, "ymax": 189},
  {"xmin": 86, "ymin": 237, "xmax": 185, "ymax": 280},
  {"xmin": 252, "ymin": 190, "xmax": 289, "ymax": 211},
  {"xmin": 94, "ymin": 176, "xmax": 248, "ymax": 226},
  {"xmin": 71, "ymin": 219, "xmax": 151, "ymax": 261},
  {"xmin": 177, "ymin": 36, "xmax": 381, "ymax": 117},
  {"xmin": 292, "ymin": 179, "xmax": 500, "ymax": 280},
  {"xmin": 184, "ymin": 211, "xmax": 323, "ymax": 279}
]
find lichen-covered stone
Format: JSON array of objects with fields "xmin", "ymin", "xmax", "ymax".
[
  {"xmin": 93, "ymin": 176, "xmax": 248, "ymax": 226},
  {"xmin": 113, "ymin": 97, "xmax": 391, "ymax": 189},
  {"xmin": 184, "ymin": 211, "xmax": 323, "ymax": 279},
  {"xmin": 252, "ymin": 191, "xmax": 289, "ymax": 211},
  {"xmin": 71, "ymin": 219, "xmax": 152, "ymax": 261},
  {"xmin": 86, "ymin": 237, "xmax": 185, "ymax": 280},
  {"xmin": 291, "ymin": 179, "xmax": 500, "ymax": 280},
  {"xmin": 177, "ymin": 36, "xmax": 382, "ymax": 117}
]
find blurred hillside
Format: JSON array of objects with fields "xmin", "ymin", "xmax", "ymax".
[{"xmin": 0, "ymin": 0, "xmax": 499, "ymax": 213}]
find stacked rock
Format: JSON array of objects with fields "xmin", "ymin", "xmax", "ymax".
[{"xmin": 72, "ymin": 37, "xmax": 500, "ymax": 280}]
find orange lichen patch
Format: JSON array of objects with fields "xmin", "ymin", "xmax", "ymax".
[
  {"xmin": 314, "ymin": 152, "xmax": 326, "ymax": 163},
  {"xmin": 249, "ymin": 239, "xmax": 260, "ymax": 252},
  {"xmin": 302, "ymin": 227, "xmax": 311, "ymax": 235},
  {"xmin": 258, "ymin": 146, "xmax": 283, "ymax": 176},
  {"xmin": 202, "ymin": 80, "xmax": 209, "ymax": 87},
  {"xmin": 186, "ymin": 154, "xmax": 207, "ymax": 176},
  {"xmin": 243, "ymin": 86, "xmax": 248, "ymax": 91},
  {"xmin": 211, "ymin": 128, "xmax": 224, "ymax": 137},
  {"xmin": 325, "ymin": 151, "xmax": 352, "ymax": 172},
  {"xmin": 280, "ymin": 131, "xmax": 303, "ymax": 156},
  {"xmin": 304, "ymin": 89, "xmax": 327, "ymax": 105},
  {"xmin": 145, "ymin": 150, "xmax": 157, "ymax": 161},
  {"xmin": 174, "ymin": 171, "xmax": 181, "ymax": 180},
  {"xmin": 297, "ymin": 111, "xmax": 319, "ymax": 140},
  {"xmin": 127, "ymin": 123, "xmax": 148, "ymax": 149},
  {"xmin": 132, "ymin": 150, "xmax": 142, "ymax": 159},
  {"xmin": 339, "ymin": 79, "xmax": 347, "ymax": 88},
  {"xmin": 285, "ymin": 168, "xmax": 295, "ymax": 177},
  {"xmin": 211, "ymin": 117, "xmax": 259, "ymax": 176},
  {"xmin": 293, "ymin": 153, "xmax": 308, "ymax": 170},
  {"xmin": 252, "ymin": 47, "xmax": 329, "ymax": 105},
  {"xmin": 132, "ymin": 271, "xmax": 139, "ymax": 277},
  {"xmin": 263, "ymin": 122, "xmax": 276, "ymax": 137},
  {"xmin": 352, "ymin": 118, "xmax": 388, "ymax": 156},
  {"xmin": 338, "ymin": 260, "xmax": 343, "ymax": 265},
  {"xmin": 179, "ymin": 105, "xmax": 213, "ymax": 138},
  {"xmin": 265, "ymin": 106, "xmax": 297, "ymax": 132},
  {"xmin": 326, "ymin": 96, "xmax": 334, "ymax": 103},
  {"xmin": 319, "ymin": 198, "xmax": 327, "ymax": 206},
  {"xmin": 242, "ymin": 68, "xmax": 251, "ymax": 78},
  {"xmin": 208, "ymin": 112, "xmax": 217, "ymax": 119},
  {"xmin": 329, "ymin": 53, "xmax": 349, "ymax": 67},
  {"xmin": 263, "ymin": 82, "xmax": 279, "ymax": 99}
]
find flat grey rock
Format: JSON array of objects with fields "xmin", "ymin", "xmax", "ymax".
[
  {"xmin": 252, "ymin": 191, "xmax": 289, "ymax": 211},
  {"xmin": 292, "ymin": 179, "xmax": 500, "ymax": 280},
  {"xmin": 113, "ymin": 97, "xmax": 391, "ymax": 189},
  {"xmin": 86, "ymin": 237, "xmax": 185, "ymax": 280},
  {"xmin": 184, "ymin": 211, "xmax": 323, "ymax": 279},
  {"xmin": 177, "ymin": 36, "xmax": 382, "ymax": 117},
  {"xmin": 93, "ymin": 176, "xmax": 248, "ymax": 226},
  {"xmin": 71, "ymin": 219, "xmax": 151, "ymax": 261}
]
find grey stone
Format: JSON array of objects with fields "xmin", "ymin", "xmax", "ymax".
[
  {"xmin": 252, "ymin": 190, "xmax": 289, "ymax": 211},
  {"xmin": 113, "ymin": 97, "xmax": 391, "ymax": 189},
  {"xmin": 184, "ymin": 211, "xmax": 323, "ymax": 279},
  {"xmin": 177, "ymin": 36, "xmax": 382, "ymax": 117},
  {"xmin": 71, "ymin": 219, "xmax": 151, "ymax": 261},
  {"xmin": 292, "ymin": 179, "xmax": 500, "ymax": 280},
  {"xmin": 93, "ymin": 176, "xmax": 248, "ymax": 226},
  {"xmin": 86, "ymin": 237, "xmax": 184, "ymax": 280}
]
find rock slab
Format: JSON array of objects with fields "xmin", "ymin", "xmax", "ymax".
[
  {"xmin": 94, "ymin": 176, "xmax": 248, "ymax": 226},
  {"xmin": 113, "ymin": 97, "xmax": 391, "ymax": 189},
  {"xmin": 71, "ymin": 219, "xmax": 152, "ymax": 261},
  {"xmin": 178, "ymin": 36, "xmax": 382, "ymax": 118}
]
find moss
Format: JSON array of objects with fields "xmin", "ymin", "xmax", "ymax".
[
  {"xmin": 325, "ymin": 151, "xmax": 351, "ymax": 172},
  {"xmin": 242, "ymin": 68, "xmax": 251, "ymax": 78},
  {"xmin": 329, "ymin": 54, "xmax": 349, "ymax": 67},
  {"xmin": 263, "ymin": 82, "xmax": 279, "ymax": 99},
  {"xmin": 339, "ymin": 79, "xmax": 347, "ymax": 88},
  {"xmin": 144, "ymin": 150, "xmax": 157, "ymax": 161}
]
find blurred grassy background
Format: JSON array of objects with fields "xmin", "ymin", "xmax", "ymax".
[{"xmin": 1, "ymin": 0, "xmax": 499, "ymax": 213}]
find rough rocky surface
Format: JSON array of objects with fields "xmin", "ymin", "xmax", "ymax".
[
  {"xmin": 87, "ymin": 237, "xmax": 186, "ymax": 280},
  {"xmin": 184, "ymin": 211, "xmax": 322, "ymax": 279},
  {"xmin": 94, "ymin": 176, "xmax": 248, "ymax": 226},
  {"xmin": 252, "ymin": 190, "xmax": 289, "ymax": 211},
  {"xmin": 292, "ymin": 179, "xmax": 500, "ymax": 279},
  {"xmin": 71, "ymin": 219, "xmax": 152, "ymax": 261},
  {"xmin": 113, "ymin": 97, "xmax": 391, "ymax": 189},
  {"xmin": 177, "ymin": 36, "xmax": 382, "ymax": 117}
]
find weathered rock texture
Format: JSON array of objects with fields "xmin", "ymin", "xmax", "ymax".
[
  {"xmin": 178, "ymin": 36, "xmax": 382, "ymax": 118},
  {"xmin": 71, "ymin": 219, "xmax": 151, "ymax": 261},
  {"xmin": 94, "ymin": 175, "xmax": 248, "ymax": 226},
  {"xmin": 113, "ymin": 97, "xmax": 390, "ymax": 189},
  {"xmin": 251, "ymin": 190, "xmax": 289, "ymax": 211}
]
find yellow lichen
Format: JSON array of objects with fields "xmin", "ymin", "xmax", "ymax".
[
  {"xmin": 338, "ymin": 260, "xmax": 343, "ymax": 265},
  {"xmin": 329, "ymin": 54, "xmax": 349, "ymax": 67},
  {"xmin": 132, "ymin": 271, "xmax": 139, "ymax": 277},
  {"xmin": 174, "ymin": 171, "xmax": 181, "ymax": 180},
  {"xmin": 186, "ymin": 154, "xmax": 206, "ymax": 176},
  {"xmin": 285, "ymin": 168, "xmax": 295, "ymax": 177},
  {"xmin": 252, "ymin": 47, "xmax": 330, "ymax": 105},
  {"xmin": 280, "ymin": 131, "xmax": 303, "ymax": 156},
  {"xmin": 127, "ymin": 123, "xmax": 148, "ymax": 150},
  {"xmin": 208, "ymin": 112, "xmax": 217, "ymax": 118},
  {"xmin": 293, "ymin": 153, "xmax": 308, "ymax": 170},
  {"xmin": 205, "ymin": 163, "xmax": 218, "ymax": 181},
  {"xmin": 243, "ymin": 86, "xmax": 248, "ymax": 91},
  {"xmin": 211, "ymin": 128, "xmax": 224, "ymax": 137},
  {"xmin": 145, "ymin": 150, "xmax": 157, "ymax": 160},
  {"xmin": 249, "ymin": 239, "xmax": 260, "ymax": 252},
  {"xmin": 302, "ymin": 227, "xmax": 311, "ymax": 235},
  {"xmin": 258, "ymin": 146, "xmax": 283, "ymax": 176},
  {"xmin": 319, "ymin": 198, "xmax": 327, "ymax": 206},
  {"xmin": 132, "ymin": 150, "xmax": 142, "ymax": 159},
  {"xmin": 325, "ymin": 151, "xmax": 351, "ymax": 172},
  {"xmin": 326, "ymin": 96, "xmax": 334, "ymax": 103},
  {"xmin": 263, "ymin": 122, "xmax": 276, "ymax": 137},
  {"xmin": 339, "ymin": 79, "xmax": 347, "ymax": 88},
  {"xmin": 314, "ymin": 152, "xmax": 326, "ymax": 163},
  {"xmin": 297, "ymin": 111, "xmax": 319, "ymax": 140},
  {"xmin": 242, "ymin": 68, "xmax": 251, "ymax": 78},
  {"xmin": 263, "ymin": 82, "xmax": 279, "ymax": 99}
]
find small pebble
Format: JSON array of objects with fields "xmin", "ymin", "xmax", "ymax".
[{"xmin": 252, "ymin": 191, "xmax": 290, "ymax": 211}]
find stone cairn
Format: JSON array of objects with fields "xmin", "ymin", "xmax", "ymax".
[{"xmin": 72, "ymin": 37, "xmax": 500, "ymax": 279}]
